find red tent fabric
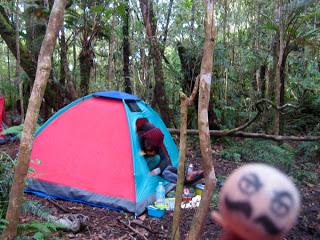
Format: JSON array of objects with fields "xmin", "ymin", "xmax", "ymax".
[{"xmin": 0, "ymin": 97, "xmax": 6, "ymax": 139}]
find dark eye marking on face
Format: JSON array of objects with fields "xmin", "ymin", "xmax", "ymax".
[
  {"xmin": 238, "ymin": 173, "xmax": 263, "ymax": 196},
  {"xmin": 254, "ymin": 215, "xmax": 283, "ymax": 235},
  {"xmin": 270, "ymin": 191, "xmax": 294, "ymax": 218},
  {"xmin": 224, "ymin": 195, "xmax": 252, "ymax": 218}
]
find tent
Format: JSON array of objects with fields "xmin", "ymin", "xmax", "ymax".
[
  {"xmin": 0, "ymin": 96, "xmax": 7, "ymax": 145},
  {"xmin": 26, "ymin": 91, "xmax": 179, "ymax": 215}
]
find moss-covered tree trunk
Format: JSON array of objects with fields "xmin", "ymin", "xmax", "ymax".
[
  {"xmin": 187, "ymin": 0, "xmax": 217, "ymax": 239},
  {"xmin": 79, "ymin": 46, "xmax": 94, "ymax": 96},
  {"xmin": 1, "ymin": 1, "xmax": 67, "ymax": 239}
]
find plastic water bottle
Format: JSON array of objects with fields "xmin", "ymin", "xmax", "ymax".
[
  {"xmin": 187, "ymin": 164, "xmax": 194, "ymax": 175},
  {"xmin": 156, "ymin": 182, "xmax": 165, "ymax": 206}
]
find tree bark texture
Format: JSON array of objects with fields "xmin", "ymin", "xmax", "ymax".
[
  {"xmin": 107, "ymin": 16, "xmax": 116, "ymax": 85},
  {"xmin": 15, "ymin": 0, "xmax": 25, "ymax": 122},
  {"xmin": 139, "ymin": 0, "xmax": 172, "ymax": 126},
  {"xmin": 187, "ymin": 1, "xmax": 217, "ymax": 239},
  {"xmin": 60, "ymin": 27, "xmax": 78, "ymax": 101},
  {"xmin": 171, "ymin": 78, "xmax": 199, "ymax": 240},
  {"xmin": 273, "ymin": 3, "xmax": 285, "ymax": 135},
  {"xmin": 79, "ymin": 45, "xmax": 94, "ymax": 96},
  {"xmin": 25, "ymin": 0, "xmax": 47, "ymax": 69},
  {"xmin": 162, "ymin": 0, "xmax": 174, "ymax": 46},
  {"xmin": 1, "ymin": 1, "xmax": 67, "ymax": 239},
  {"xmin": 123, "ymin": 0, "xmax": 132, "ymax": 93}
]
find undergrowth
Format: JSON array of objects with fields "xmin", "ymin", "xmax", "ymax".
[
  {"xmin": 221, "ymin": 139, "xmax": 296, "ymax": 172},
  {"xmin": 220, "ymin": 139, "xmax": 319, "ymax": 184},
  {"xmin": 0, "ymin": 152, "xmax": 62, "ymax": 239}
]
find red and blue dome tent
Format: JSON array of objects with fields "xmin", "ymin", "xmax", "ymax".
[{"xmin": 25, "ymin": 91, "xmax": 179, "ymax": 215}]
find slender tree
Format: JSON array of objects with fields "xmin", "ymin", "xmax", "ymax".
[
  {"xmin": 273, "ymin": 1, "xmax": 285, "ymax": 135},
  {"xmin": 187, "ymin": 0, "xmax": 217, "ymax": 238},
  {"xmin": 107, "ymin": 16, "xmax": 116, "ymax": 86},
  {"xmin": 139, "ymin": 0, "xmax": 173, "ymax": 126},
  {"xmin": 15, "ymin": 0, "xmax": 24, "ymax": 121},
  {"xmin": 171, "ymin": 78, "xmax": 199, "ymax": 240},
  {"xmin": 1, "ymin": 1, "xmax": 67, "ymax": 238},
  {"xmin": 123, "ymin": 0, "xmax": 132, "ymax": 93}
]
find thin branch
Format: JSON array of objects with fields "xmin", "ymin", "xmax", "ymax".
[
  {"xmin": 47, "ymin": 198, "xmax": 72, "ymax": 214},
  {"xmin": 161, "ymin": 0, "xmax": 174, "ymax": 46},
  {"xmin": 256, "ymin": 98, "xmax": 299, "ymax": 112},
  {"xmin": 187, "ymin": 75, "xmax": 200, "ymax": 103},
  {"xmin": 118, "ymin": 219, "xmax": 148, "ymax": 240}
]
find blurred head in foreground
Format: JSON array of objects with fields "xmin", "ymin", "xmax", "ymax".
[{"xmin": 211, "ymin": 163, "xmax": 300, "ymax": 240}]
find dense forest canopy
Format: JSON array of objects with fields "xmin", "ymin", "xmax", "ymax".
[
  {"xmin": 0, "ymin": 0, "xmax": 317, "ymax": 133},
  {"xmin": 0, "ymin": 0, "xmax": 318, "ymax": 135}
]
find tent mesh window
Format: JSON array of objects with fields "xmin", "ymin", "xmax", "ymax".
[{"xmin": 125, "ymin": 100, "xmax": 142, "ymax": 112}]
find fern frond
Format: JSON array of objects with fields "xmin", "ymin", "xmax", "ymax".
[{"xmin": 21, "ymin": 201, "xmax": 52, "ymax": 220}]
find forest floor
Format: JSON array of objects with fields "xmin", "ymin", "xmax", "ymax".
[{"xmin": 1, "ymin": 140, "xmax": 319, "ymax": 240}]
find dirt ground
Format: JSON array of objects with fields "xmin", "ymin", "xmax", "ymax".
[{"xmin": 1, "ymin": 141, "xmax": 319, "ymax": 239}]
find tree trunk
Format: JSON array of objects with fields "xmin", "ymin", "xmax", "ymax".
[
  {"xmin": 0, "ymin": 3, "xmax": 69, "ymax": 113},
  {"xmin": 1, "ymin": 1, "xmax": 67, "ymax": 239},
  {"xmin": 79, "ymin": 45, "xmax": 94, "ymax": 96},
  {"xmin": 0, "ymin": 5, "xmax": 36, "ymax": 80},
  {"xmin": 139, "ymin": 0, "xmax": 173, "ymax": 126},
  {"xmin": 15, "ymin": 0, "xmax": 24, "ymax": 122},
  {"xmin": 162, "ymin": 0, "xmax": 174, "ymax": 45},
  {"xmin": 259, "ymin": 65, "xmax": 267, "ymax": 98},
  {"xmin": 107, "ymin": 16, "xmax": 116, "ymax": 86},
  {"xmin": 123, "ymin": 0, "xmax": 132, "ymax": 93},
  {"xmin": 78, "ymin": 2, "xmax": 99, "ymax": 96},
  {"xmin": 60, "ymin": 27, "xmax": 78, "ymax": 101},
  {"xmin": 273, "ymin": 3, "xmax": 284, "ymax": 135},
  {"xmin": 171, "ymin": 79, "xmax": 199, "ymax": 240},
  {"xmin": 25, "ymin": 0, "xmax": 47, "ymax": 68},
  {"xmin": 187, "ymin": 0, "xmax": 217, "ymax": 239}
]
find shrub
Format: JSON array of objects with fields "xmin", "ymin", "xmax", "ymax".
[{"xmin": 220, "ymin": 139, "xmax": 296, "ymax": 173}]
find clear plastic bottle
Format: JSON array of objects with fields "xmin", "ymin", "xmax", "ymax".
[
  {"xmin": 187, "ymin": 164, "xmax": 194, "ymax": 175},
  {"xmin": 156, "ymin": 182, "xmax": 165, "ymax": 206}
]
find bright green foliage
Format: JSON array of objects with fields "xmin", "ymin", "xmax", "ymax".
[{"xmin": 18, "ymin": 221, "xmax": 63, "ymax": 240}]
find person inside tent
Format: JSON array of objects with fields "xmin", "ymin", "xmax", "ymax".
[{"xmin": 136, "ymin": 118, "xmax": 203, "ymax": 184}]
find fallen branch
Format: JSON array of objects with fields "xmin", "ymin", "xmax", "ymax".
[
  {"xmin": 168, "ymin": 128, "xmax": 320, "ymax": 141},
  {"xmin": 131, "ymin": 219, "xmax": 156, "ymax": 234},
  {"xmin": 46, "ymin": 198, "xmax": 71, "ymax": 213},
  {"xmin": 118, "ymin": 219, "xmax": 148, "ymax": 240}
]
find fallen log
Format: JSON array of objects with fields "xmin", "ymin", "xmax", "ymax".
[{"xmin": 168, "ymin": 129, "xmax": 320, "ymax": 142}]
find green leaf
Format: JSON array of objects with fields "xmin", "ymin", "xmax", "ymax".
[
  {"xmin": 33, "ymin": 232, "xmax": 45, "ymax": 240},
  {"xmin": 260, "ymin": 22, "xmax": 278, "ymax": 32},
  {"xmin": 115, "ymin": 4, "xmax": 126, "ymax": 18}
]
